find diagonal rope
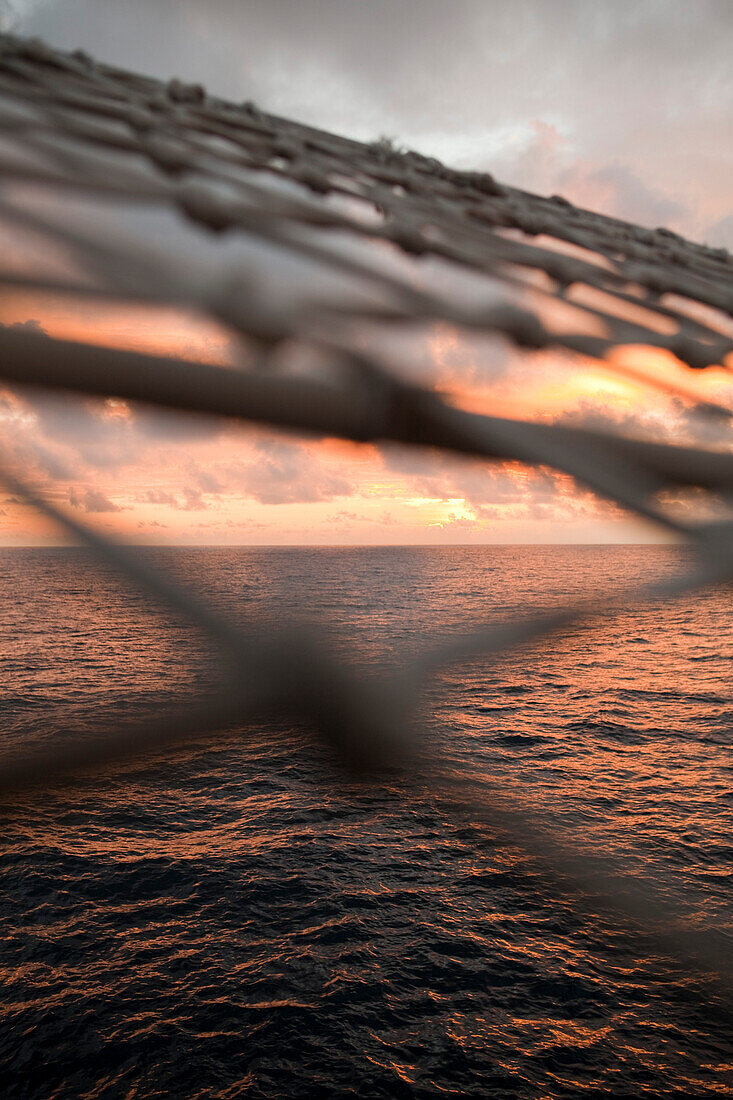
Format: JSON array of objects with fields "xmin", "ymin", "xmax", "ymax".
[{"xmin": 0, "ymin": 31, "xmax": 732, "ymax": 1005}]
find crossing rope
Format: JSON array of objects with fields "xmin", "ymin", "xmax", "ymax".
[{"xmin": 0, "ymin": 32, "xmax": 732, "ymax": 997}]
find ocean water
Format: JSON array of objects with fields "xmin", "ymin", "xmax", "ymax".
[{"xmin": 1, "ymin": 545, "xmax": 732, "ymax": 1098}]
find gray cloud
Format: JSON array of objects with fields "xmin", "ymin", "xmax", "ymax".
[
  {"xmin": 139, "ymin": 486, "xmax": 210, "ymax": 511},
  {"xmin": 225, "ymin": 438, "xmax": 351, "ymax": 504},
  {"xmin": 0, "ymin": 318, "xmax": 45, "ymax": 334},
  {"xmin": 179, "ymin": 486, "xmax": 207, "ymax": 511},
  {"xmin": 381, "ymin": 444, "xmax": 568, "ymax": 511},
  {"xmin": 19, "ymin": 440, "xmax": 73, "ymax": 481},
  {"xmin": 188, "ymin": 463, "xmax": 222, "ymax": 494},
  {"xmin": 0, "ymin": 1, "xmax": 47, "ymax": 30},
  {"xmin": 68, "ymin": 486, "xmax": 122, "ymax": 512},
  {"xmin": 558, "ymin": 162, "xmax": 688, "ymax": 229},
  {"xmin": 553, "ymin": 396, "xmax": 733, "ymax": 451},
  {"xmin": 141, "ymin": 489, "xmax": 176, "ymax": 507},
  {"xmin": 4, "ymin": 2, "xmax": 731, "ymax": 539},
  {"xmin": 15, "ymin": 1, "xmax": 732, "ymax": 240},
  {"xmin": 705, "ymin": 215, "xmax": 733, "ymax": 251}
]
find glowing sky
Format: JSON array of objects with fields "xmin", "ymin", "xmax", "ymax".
[{"xmin": 1, "ymin": 1, "xmax": 731, "ymax": 544}]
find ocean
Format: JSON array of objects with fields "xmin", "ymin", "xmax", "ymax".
[{"xmin": 1, "ymin": 546, "xmax": 731, "ymax": 1097}]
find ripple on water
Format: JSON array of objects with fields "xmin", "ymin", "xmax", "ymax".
[{"xmin": 1, "ymin": 546, "xmax": 732, "ymax": 1097}]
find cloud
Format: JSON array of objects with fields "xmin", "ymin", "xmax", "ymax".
[
  {"xmin": 225, "ymin": 438, "xmax": 352, "ymax": 504},
  {"xmin": 558, "ymin": 162, "xmax": 687, "ymax": 229},
  {"xmin": 142, "ymin": 489, "xmax": 176, "ymax": 507},
  {"xmin": 11, "ymin": 0, "xmax": 728, "ymax": 254},
  {"xmin": 0, "ymin": 1, "xmax": 49, "ymax": 32},
  {"xmin": 553, "ymin": 394, "xmax": 733, "ymax": 450},
  {"xmin": 705, "ymin": 215, "xmax": 733, "ymax": 252},
  {"xmin": 69, "ymin": 486, "xmax": 122, "ymax": 513},
  {"xmin": 381, "ymin": 443, "xmax": 575, "ymax": 514},
  {"xmin": 138, "ymin": 485, "xmax": 212, "ymax": 510},
  {"xmin": 0, "ymin": 320, "xmax": 139, "ymax": 470},
  {"xmin": 0, "ymin": 318, "xmax": 45, "ymax": 334},
  {"xmin": 17, "ymin": 3, "xmax": 730, "ymax": 172},
  {"xmin": 490, "ymin": 122, "xmax": 689, "ymax": 229},
  {"xmin": 188, "ymin": 463, "xmax": 222, "ymax": 494},
  {"xmin": 179, "ymin": 486, "xmax": 207, "ymax": 511},
  {"xmin": 16, "ymin": 440, "xmax": 74, "ymax": 481},
  {"xmin": 4, "ymin": 4, "xmax": 730, "ymax": 545}
]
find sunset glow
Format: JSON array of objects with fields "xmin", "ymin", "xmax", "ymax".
[{"xmin": 2, "ymin": 292, "xmax": 729, "ymax": 545}]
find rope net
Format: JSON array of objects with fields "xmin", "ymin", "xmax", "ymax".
[{"xmin": 0, "ymin": 32, "xmax": 732, "ymax": 996}]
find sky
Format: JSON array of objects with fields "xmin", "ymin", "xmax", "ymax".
[{"xmin": 1, "ymin": 0, "xmax": 732, "ymax": 544}]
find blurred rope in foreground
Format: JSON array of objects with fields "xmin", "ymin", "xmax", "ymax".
[{"xmin": 0, "ymin": 34, "xmax": 732, "ymax": 995}]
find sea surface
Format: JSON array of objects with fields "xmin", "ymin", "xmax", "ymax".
[{"xmin": 0, "ymin": 545, "xmax": 732, "ymax": 1098}]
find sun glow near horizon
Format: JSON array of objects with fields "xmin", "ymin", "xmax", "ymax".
[{"xmin": 1, "ymin": 290, "xmax": 710, "ymax": 547}]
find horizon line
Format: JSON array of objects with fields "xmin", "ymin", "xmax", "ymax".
[{"xmin": 0, "ymin": 540, "xmax": 683, "ymax": 550}]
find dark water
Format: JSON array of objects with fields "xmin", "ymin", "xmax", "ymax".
[{"xmin": 1, "ymin": 546, "xmax": 732, "ymax": 1098}]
